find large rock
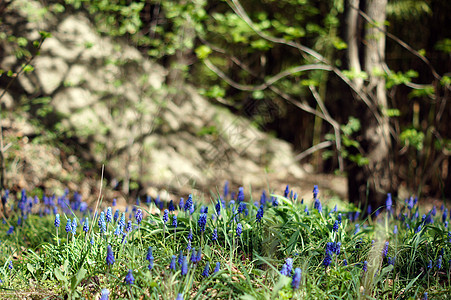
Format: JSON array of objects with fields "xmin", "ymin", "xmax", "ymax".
[{"xmin": 1, "ymin": 1, "xmax": 311, "ymax": 202}]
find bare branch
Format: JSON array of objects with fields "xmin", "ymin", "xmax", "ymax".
[
  {"xmin": 309, "ymin": 85, "xmax": 344, "ymax": 172},
  {"xmin": 204, "ymin": 58, "xmax": 332, "ymax": 91},
  {"xmin": 293, "ymin": 141, "xmax": 334, "ymax": 162}
]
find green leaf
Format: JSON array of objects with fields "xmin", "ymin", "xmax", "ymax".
[
  {"xmin": 408, "ymin": 86, "xmax": 435, "ymax": 99},
  {"xmin": 272, "ymin": 276, "xmax": 292, "ymax": 299},
  {"xmin": 22, "ymin": 64, "xmax": 34, "ymax": 73},
  {"xmin": 252, "ymin": 90, "xmax": 265, "ymax": 99},
  {"xmin": 71, "ymin": 266, "xmax": 87, "ymax": 291},
  {"xmin": 385, "ymin": 108, "xmax": 401, "ymax": 117},
  {"xmin": 39, "ymin": 31, "xmax": 52, "ymax": 39},
  {"xmin": 27, "ymin": 263, "xmax": 35, "ymax": 274},
  {"xmin": 54, "ymin": 268, "xmax": 67, "ymax": 283},
  {"xmin": 435, "ymin": 38, "xmax": 451, "ymax": 54},
  {"xmin": 195, "ymin": 45, "xmax": 212, "ymax": 59}
]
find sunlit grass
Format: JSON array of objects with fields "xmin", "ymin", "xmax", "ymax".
[{"xmin": 0, "ymin": 184, "xmax": 450, "ymax": 299}]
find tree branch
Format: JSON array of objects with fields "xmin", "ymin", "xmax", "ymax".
[{"xmin": 204, "ymin": 58, "xmax": 332, "ymax": 91}]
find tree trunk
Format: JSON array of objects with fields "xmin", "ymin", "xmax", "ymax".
[{"xmin": 346, "ymin": 0, "xmax": 392, "ymax": 209}]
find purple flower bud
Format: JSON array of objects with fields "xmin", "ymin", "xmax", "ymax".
[
  {"xmin": 125, "ymin": 269, "xmax": 134, "ymax": 285},
  {"xmin": 202, "ymin": 262, "xmax": 210, "ymax": 277},
  {"xmin": 214, "ymin": 262, "xmax": 220, "ymax": 273}
]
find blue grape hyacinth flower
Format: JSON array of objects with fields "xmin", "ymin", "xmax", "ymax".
[
  {"xmin": 382, "ymin": 241, "xmax": 389, "ymax": 258},
  {"xmin": 54, "ymin": 214, "xmax": 60, "ymax": 228},
  {"xmin": 291, "ymin": 268, "xmax": 301, "ymax": 290},
  {"xmin": 83, "ymin": 217, "xmax": 89, "ymax": 233},
  {"xmin": 280, "ymin": 264, "xmax": 289, "ymax": 276},
  {"xmin": 236, "ymin": 223, "xmax": 243, "ymax": 238},
  {"xmin": 198, "ymin": 213, "xmax": 207, "ymax": 232},
  {"xmin": 256, "ymin": 205, "xmax": 264, "ymax": 222},
  {"xmin": 362, "ymin": 261, "xmax": 368, "ymax": 272},
  {"xmin": 106, "ymin": 207, "xmax": 112, "ymax": 223},
  {"xmin": 333, "ymin": 220, "xmax": 339, "ymax": 232},
  {"xmin": 106, "ymin": 245, "xmax": 115, "ymax": 266},
  {"xmin": 386, "ymin": 193, "xmax": 393, "ymax": 213},
  {"xmin": 212, "ymin": 228, "xmax": 218, "ymax": 242},
  {"xmin": 135, "ymin": 209, "xmax": 143, "ymax": 225},
  {"xmin": 100, "ymin": 289, "xmax": 109, "ymax": 300},
  {"xmin": 125, "ymin": 269, "xmax": 134, "ymax": 285},
  {"xmin": 170, "ymin": 255, "xmax": 177, "ymax": 271},
  {"xmin": 181, "ymin": 256, "xmax": 188, "ymax": 275},
  {"xmin": 214, "ymin": 262, "xmax": 220, "ymax": 273},
  {"xmin": 65, "ymin": 219, "xmax": 72, "ymax": 233},
  {"xmin": 163, "ymin": 209, "xmax": 169, "ymax": 224},
  {"xmin": 202, "ymin": 262, "xmax": 210, "ymax": 277},
  {"xmin": 71, "ymin": 218, "xmax": 77, "ymax": 235}
]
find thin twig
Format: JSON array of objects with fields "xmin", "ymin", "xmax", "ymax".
[
  {"xmin": 309, "ymin": 85, "xmax": 344, "ymax": 172},
  {"xmin": 204, "ymin": 58, "xmax": 332, "ymax": 91},
  {"xmin": 293, "ymin": 141, "xmax": 334, "ymax": 162}
]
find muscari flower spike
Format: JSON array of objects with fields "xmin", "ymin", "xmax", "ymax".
[
  {"xmin": 284, "ymin": 185, "xmax": 289, "ymax": 198},
  {"xmin": 113, "ymin": 209, "xmax": 119, "ymax": 222},
  {"xmin": 71, "ymin": 218, "xmax": 77, "ymax": 235},
  {"xmin": 237, "ymin": 187, "xmax": 245, "ymax": 203},
  {"xmin": 313, "ymin": 185, "xmax": 319, "ymax": 199},
  {"xmin": 106, "ymin": 245, "xmax": 115, "ymax": 266},
  {"xmin": 223, "ymin": 181, "xmax": 229, "ymax": 199},
  {"xmin": 437, "ymin": 255, "xmax": 442, "ymax": 269},
  {"xmin": 202, "ymin": 262, "xmax": 210, "ymax": 277},
  {"xmin": 176, "ymin": 293, "xmax": 184, "ymax": 300},
  {"xmin": 6, "ymin": 225, "xmax": 13, "ymax": 235},
  {"xmin": 100, "ymin": 288, "xmax": 109, "ymax": 300},
  {"xmin": 170, "ymin": 255, "xmax": 177, "ymax": 271},
  {"xmin": 126, "ymin": 220, "xmax": 132, "ymax": 232},
  {"xmin": 125, "ymin": 269, "xmax": 134, "ymax": 285},
  {"xmin": 386, "ymin": 193, "xmax": 392, "ymax": 213},
  {"xmin": 135, "ymin": 209, "xmax": 143, "ymax": 225},
  {"xmin": 214, "ymin": 262, "xmax": 220, "ymax": 273},
  {"xmin": 184, "ymin": 195, "xmax": 193, "ymax": 212},
  {"xmin": 65, "ymin": 219, "xmax": 72, "ymax": 233},
  {"xmin": 83, "ymin": 217, "xmax": 89, "ymax": 233},
  {"xmin": 106, "ymin": 207, "xmax": 112, "ymax": 223},
  {"xmin": 314, "ymin": 198, "xmax": 322, "ymax": 213},
  {"xmin": 362, "ymin": 261, "xmax": 368, "ymax": 272},
  {"xmin": 181, "ymin": 256, "xmax": 188, "ymax": 275},
  {"xmin": 323, "ymin": 250, "xmax": 332, "ymax": 268},
  {"xmin": 212, "ymin": 228, "xmax": 218, "ymax": 242},
  {"xmin": 54, "ymin": 214, "xmax": 60, "ymax": 228},
  {"xmin": 198, "ymin": 213, "xmax": 207, "ymax": 232},
  {"xmin": 382, "ymin": 241, "xmax": 389, "ymax": 258},
  {"xmin": 285, "ymin": 258, "xmax": 293, "ymax": 274},
  {"xmin": 147, "ymin": 247, "xmax": 154, "ymax": 261},
  {"xmin": 333, "ymin": 220, "xmax": 339, "ymax": 232},
  {"xmin": 256, "ymin": 205, "xmax": 264, "ymax": 222},
  {"xmin": 280, "ymin": 264, "xmax": 289, "ymax": 276},
  {"xmin": 163, "ymin": 209, "xmax": 169, "ymax": 224},
  {"xmin": 215, "ymin": 200, "xmax": 221, "ymax": 216},
  {"xmin": 387, "ymin": 257, "xmax": 395, "ymax": 266},
  {"xmin": 168, "ymin": 200, "xmax": 175, "ymax": 212},
  {"xmin": 236, "ymin": 223, "xmax": 243, "ymax": 238},
  {"xmin": 291, "ymin": 268, "xmax": 301, "ymax": 290},
  {"xmin": 172, "ymin": 215, "xmax": 178, "ymax": 228}
]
